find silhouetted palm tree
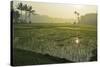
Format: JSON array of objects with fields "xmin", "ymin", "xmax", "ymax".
[
  {"xmin": 28, "ymin": 6, "xmax": 32, "ymax": 23},
  {"xmin": 74, "ymin": 11, "xmax": 80, "ymax": 24},
  {"xmin": 17, "ymin": 3, "xmax": 37, "ymax": 23},
  {"xmin": 30, "ymin": 10, "xmax": 36, "ymax": 23},
  {"xmin": 28, "ymin": 6, "xmax": 35, "ymax": 23},
  {"xmin": 23, "ymin": 4, "xmax": 28, "ymax": 23},
  {"xmin": 17, "ymin": 2, "xmax": 23, "ymax": 23},
  {"xmin": 11, "ymin": 1, "xmax": 20, "ymax": 23}
]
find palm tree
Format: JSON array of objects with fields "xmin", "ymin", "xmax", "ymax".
[
  {"xmin": 29, "ymin": 10, "xmax": 36, "ymax": 23},
  {"xmin": 28, "ymin": 6, "xmax": 32, "ymax": 23},
  {"xmin": 17, "ymin": 2, "xmax": 23, "ymax": 23},
  {"xmin": 23, "ymin": 4, "xmax": 28, "ymax": 23},
  {"xmin": 74, "ymin": 11, "xmax": 80, "ymax": 24},
  {"xmin": 28, "ymin": 6, "xmax": 35, "ymax": 23}
]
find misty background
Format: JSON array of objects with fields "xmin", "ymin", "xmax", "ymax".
[{"xmin": 12, "ymin": 1, "xmax": 97, "ymax": 24}]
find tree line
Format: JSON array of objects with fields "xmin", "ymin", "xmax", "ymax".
[
  {"xmin": 80, "ymin": 13, "xmax": 97, "ymax": 25},
  {"xmin": 11, "ymin": 1, "xmax": 36, "ymax": 24}
]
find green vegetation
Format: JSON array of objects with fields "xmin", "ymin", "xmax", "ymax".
[
  {"xmin": 13, "ymin": 48, "xmax": 73, "ymax": 66},
  {"xmin": 13, "ymin": 23, "xmax": 97, "ymax": 65}
]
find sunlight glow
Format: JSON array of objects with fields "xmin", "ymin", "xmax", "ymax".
[
  {"xmin": 75, "ymin": 37, "xmax": 80, "ymax": 44},
  {"xmin": 13, "ymin": 1, "xmax": 97, "ymax": 19}
]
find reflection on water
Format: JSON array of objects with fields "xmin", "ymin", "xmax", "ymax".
[
  {"xmin": 75, "ymin": 37, "xmax": 80, "ymax": 44},
  {"xmin": 71, "ymin": 37, "xmax": 81, "ymax": 48}
]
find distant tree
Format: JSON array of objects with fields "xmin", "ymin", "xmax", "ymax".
[
  {"xmin": 17, "ymin": 2, "xmax": 24, "ymax": 23},
  {"xmin": 27, "ymin": 6, "xmax": 35, "ymax": 23},
  {"xmin": 28, "ymin": 6, "xmax": 32, "ymax": 23},
  {"xmin": 13, "ymin": 10, "xmax": 20, "ymax": 23},
  {"xmin": 23, "ymin": 4, "xmax": 28, "ymax": 23},
  {"xmin": 74, "ymin": 11, "xmax": 80, "ymax": 24},
  {"xmin": 80, "ymin": 13, "xmax": 97, "ymax": 25},
  {"xmin": 17, "ymin": 3, "xmax": 37, "ymax": 24}
]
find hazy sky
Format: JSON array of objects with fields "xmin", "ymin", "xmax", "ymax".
[{"xmin": 13, "ymin": 1, "xmax": 97, "ymax": 19}]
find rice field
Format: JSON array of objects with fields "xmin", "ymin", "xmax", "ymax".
[{"xmin": 13, "ymin": 23, "xmax": 97, "ymax": 62}]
